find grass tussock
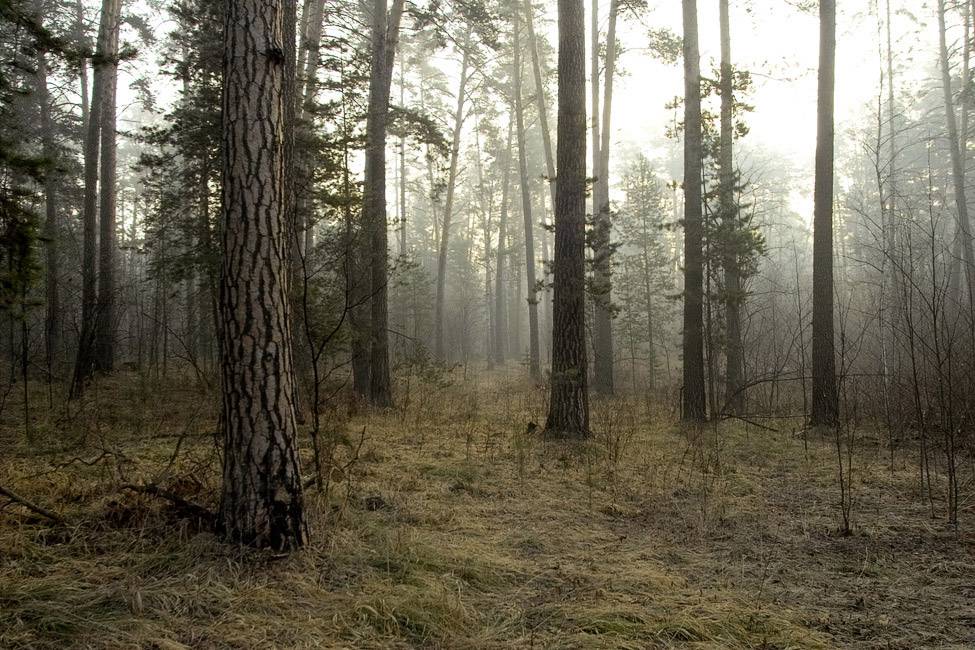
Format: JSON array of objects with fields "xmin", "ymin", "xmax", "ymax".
[{"xmin": 2, "ymin": 366, "xmax": 971, "ymax": 648}]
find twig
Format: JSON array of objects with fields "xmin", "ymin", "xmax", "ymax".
[{"xmin": 0, "ymin": 483, "xmax": 66, "ymax": 524}]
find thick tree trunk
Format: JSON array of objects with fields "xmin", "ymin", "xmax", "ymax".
[
  {"xmin": 681, "ymin": 0, "xmax": 706, "ymax": 422},
  {"xmin": 592, "ymin": 0, "xmax": 618, "ymax": 394},
  {"xmin": 434, "ymin": 43, "xmax": 471, "ymax": 362},
  {"xmin": 219, "ymin": 0, "xmax": 307, "ymax": 550},
  {"xmin": 811, "ymin": 0, "xmax": 838, "ymax": 427},
  {"xmin": 514, "ymin": 16, "xmax": 541, "ymax": 382},
  {"xmin": 544, "ymin": 0, "xmax": 589, "ymax": 439},
  {"xmin": 72, "ymin": 0, "xmax": 121, "ymax": 395},
  {"xmin": 719, "ymin": 0, "xmax": 743, "ymax": 414}
]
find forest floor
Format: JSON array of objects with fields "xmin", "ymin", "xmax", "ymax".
[{"xmin": 1, "ymin": 366, "xmax": 973, "ymax": 649}]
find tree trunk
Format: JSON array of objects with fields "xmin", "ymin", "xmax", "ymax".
[
  {"xmin": 72, "ymin": 0, "xmax": 121, "ymax": 395},
  {"xmin": 495, "ymin": 117, "xmax": 513, "ymax": 365},
  {"xmin": 514, "ymin": 15, "xmax": 541, "ymax": 382},
  {"xmin": 681, "ymin": 0, "xmax": 706, "ymax": 422},
  {"xmin": 523, "ymin": 0, "xmax": 556, "ymax": 210},
  {"xmin": 37, "ymin": 54, "xmax": 61, "ymax": 371},
  {"xmin": 361, "ymin": 0, "xmax": 404, "ymax": 407},
  {"xmin": 939, "ymin": 0, "xmax": 975, "ymax": 305},
  {"xmin": 719, "ymin": 0, "xmax": 743, "ymax": 414},
  {"xmin": 434, "ymin": 42, "xmax": 471, "ymax": 362},
  {"xmin": 219, "ymin": 0, "xmax": 307, "ymax": 550},
  {"xmin": 811, "ymin": 0, "xmax": 838, "ymax": 428},
  {"xmin": 544, "ymin": 0, "xmax": 589, "ymax": 439},
  {"xmin": 94, "ymin": 12, "xmax": 120, "ymax": 372},
  {"xmin": 592, "ymin": 0, "xmax": 618, "ymax": 394}
]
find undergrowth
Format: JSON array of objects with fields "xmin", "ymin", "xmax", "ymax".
[{"xmin": 1, "ymin": 366, "xmax": 969, "ymax": 648}]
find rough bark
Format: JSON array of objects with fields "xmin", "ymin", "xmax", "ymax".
[
  {"xmin": 544, "ymin": 0, "xmax": 589, "ymax": 439},
  {"xmin": 719, "ymin": 0, "xmax": 742, "ymax": 414},
  {"xmin": 681, "ymin": 0, "xmax": 706, "ymax": 422},
  {"xmin": 514, "ymin": 15, "xmax": 541, "ymax": 382},
  {"xmin": 434, "ymin": 42, "xmax": 471, "ymax": 362},
  {"xmin": 219, "ymin": 0, "xmax": 307, "ymax": 550},
  {"xmin": 811, "ymin": 0, "xmax": 838, "ymax": 428}
]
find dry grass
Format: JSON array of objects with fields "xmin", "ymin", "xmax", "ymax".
[{"xmin": 1, "ymin": 366, "xmax": 970, "ymax": 648}]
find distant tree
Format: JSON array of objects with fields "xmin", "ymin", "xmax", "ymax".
[
  {"xmin": 811, "ymin": 0, "xmax": 837, "ymax": 427},
  {"xmin": 218, "ymin": 0, "xmax": 307, "ymax": 550},
  {"xmin": 591, "ymin": 0, "xmax": 619, "ymax": 395},
  {"xmin": 513, "ymin": 8, "xmax": 540, "ymax": 382},
  {"xmin": 544, "ymin": 0, "xmax": 589, "ymax": 438},
  {"xmin": 718, "ymin": 0, "xmax": 742, "ymax": 414},
  {"xmin": 681, "ymin": 0, "xmax": 706, "ymax": 422}
]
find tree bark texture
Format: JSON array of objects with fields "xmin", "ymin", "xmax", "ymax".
[
  {"xmin": 219, "ymin": 0, "xmax": 308, "ymax": 550},
  {"xmin": 681, "ymin": 0, "xmax": 706, "ymax": 422},
  {"xmin": 811, "ymin": 0, "xmax": 838, "ymax": 427},
  {"xmin": 544, "ymin": 0, "xmax": 589, "ymax": 439}
]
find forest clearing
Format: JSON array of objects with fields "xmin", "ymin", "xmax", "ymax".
[{"xmin": 1, "ymin": 368, "xmax": 972, "ymax": 649}]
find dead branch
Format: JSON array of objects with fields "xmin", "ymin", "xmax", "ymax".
[
  {"xmin": 118, "ymin": 483, "xmax": 215, "ymax": 523},
  {"xmin": 0, "ymin": 483, "xmax": 67, "ymax": 524}
]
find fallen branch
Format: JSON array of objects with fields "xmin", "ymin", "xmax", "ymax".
[
  {"xmin": 119, "ymin": 483, "xmax": 215, "ymax": 523},
  {"xmin": 0, "ymin": 483, "xmax": 66, "ymax": 524}
]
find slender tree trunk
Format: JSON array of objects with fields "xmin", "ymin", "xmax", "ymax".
[
  {"xmin": 593, "ymin": 0, "xmax": 618, "ymax": 394},
  {"xmin": 681, "ymin": 0, "xmax": 706, "ymax": 422},
  {"xmin": 361, "ymin": 0, "xmax": 404, "ymax": 406},
  {"xmin": 434, "ymin": 42, "xmax": 471, "ymax": 362},
  {"xmin": 939, "ymin": 0, "xmax": 975, "ymax": 306},
  {"xmin": 399, "ymin": 56, "xmax": 408, "ymax": 257},
  {"xmin": 219, "ymin": 0, "xmax": 307, "ymax": 550},
  {"xmin": 93, "ymin": 12, "xmax": 121, "ymax": 372},
  {"xmin": 76, "ymin": 0, "xmax": 89, "ymax": 132},
  {"xmin": 37, "ymin": 54, "xmax": 61, "ymax": 371},
  {"xmin": 495, "ymin": 117, "xmax": 513, "ymax": 365},
  {"xmin": 514, "ymin": 16, "xmax": 541, "ymax": 381},
  {"xmin": 544, "ymin": 0, "xmax": 589, "ymax": 439},
  {"xmin": 523, "ymin": 0, "xmax": 556, "ymax": 209},
  {"xmin": 811, "ymin": 0, "xmax": 838, "ymax": 427},
  {"xmin": 719, "ymin": 0, "xmax": 742, "ymax": 414}
]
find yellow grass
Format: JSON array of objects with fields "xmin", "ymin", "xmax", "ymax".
[{"xmin": 3, "ymin": 365, "xmax": 967, "ymax": 648}]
